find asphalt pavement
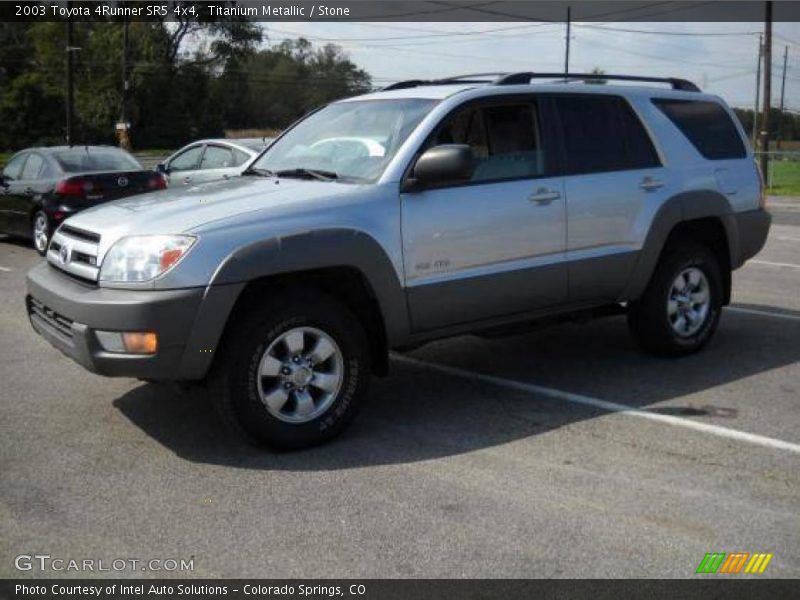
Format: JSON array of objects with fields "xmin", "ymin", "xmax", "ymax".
[{"xmin": 0, "ymin": 199, "xmax": 798, "ymax": 579}]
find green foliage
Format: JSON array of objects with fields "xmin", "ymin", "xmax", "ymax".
[{"xmin": 0, "ymin": 19, "xmax": 372, "ymax": 152}]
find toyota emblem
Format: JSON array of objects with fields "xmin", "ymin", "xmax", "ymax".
[
  {"xmin": 117, "ymin": 176, "xmax": 128, "ymax": 187},
  {"xmin": 59, "ymin": 244, "xmax": 71, "ymax": 265}
]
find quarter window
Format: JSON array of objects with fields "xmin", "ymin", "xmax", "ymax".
[{"xmin": 653, "ymin": 99, "xmax": 746, "ymax": 160}]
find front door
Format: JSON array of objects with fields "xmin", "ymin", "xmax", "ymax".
[{"xmin": 401, "ymin": 97, "xmax": 567, "ymax": 331}]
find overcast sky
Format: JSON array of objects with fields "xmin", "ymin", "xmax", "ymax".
[{"xmin": 258, "ymin": 21, "xmax": 800, "ymax": 110}]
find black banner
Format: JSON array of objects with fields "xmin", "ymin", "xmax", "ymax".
[
  {"xmin": 2, "ymin": 0, "xmax": 800, "ymax": 23},
  {"xmin": 2, "ymin": 580, "xmax": 800, "ymax": 600}
]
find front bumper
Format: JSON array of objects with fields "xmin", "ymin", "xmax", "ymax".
[{"xmin": 26, "ymin": 262, "xmax": 204, "ymax": 379}]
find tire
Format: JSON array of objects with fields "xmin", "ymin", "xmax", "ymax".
[
  {"xmin": 209, "ymin": 288, "xmax": 371, "ymax": 450},
  {"xmin": 627, "ymin": 242, "xmax": 723, "ymax": 357},
  {"xmin": 32, "ymin": 210, "xmax": 50, "ymax": 256}
]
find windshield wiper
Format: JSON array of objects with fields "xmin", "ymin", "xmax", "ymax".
[
  {"xmin": 275, "ymin": 168, "xmax": 339, "ymax": 181},
  {"xmin": 241, "ymin": 167, "xmax": 277, "ymax": 177}
]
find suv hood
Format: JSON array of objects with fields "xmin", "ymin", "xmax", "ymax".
[{"xmin": 62, "ymin": 176, "xmax": 354, "ymax": 240}]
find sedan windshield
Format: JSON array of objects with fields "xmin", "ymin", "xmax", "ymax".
[{"xmin": 251, "ymin": 99, "xmax": 438, "ymax": 183}]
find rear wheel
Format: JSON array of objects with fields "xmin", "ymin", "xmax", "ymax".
[
  {"xmin": 209, "ymin": 289, "xmax": 371, "ymax": 450},
  {"xmin": 628, "ymin": 243, "xmax": 723, "ymax": 356},
  {"xmin": 32, "ymin": 211, "xmax": 50, "ymax": 256}
]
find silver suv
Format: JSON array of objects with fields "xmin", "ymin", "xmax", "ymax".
[{"xmin": 26, "ymin": 73, "xmax": 771, "ymax": 449}]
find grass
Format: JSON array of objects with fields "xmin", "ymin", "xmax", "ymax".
[{"xmin": 766, "ymin": 159, "xmax": 800, "ymax": 197}]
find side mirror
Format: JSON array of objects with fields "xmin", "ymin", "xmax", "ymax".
[
  {"xmin": 156, "ymin": 162, "xmax": 169, "ymax": 175},
  {"xmin": 407, "ymin": 144, "xmax": 473, "ymax": 190}
]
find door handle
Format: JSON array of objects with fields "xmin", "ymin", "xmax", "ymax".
[
  {"xmin": 639, "ymin": 177, "xmax": 664, "ymax": 191},
  {"xmin": 528, "ymin": 188, "xmax": 561, "ymax": 205},
  {"xmin": 24, "ymin": 187, "xmax": 34, "ymax": 194},
  {"xmin": 183, "ymin": 176, "xmax": 192, "ymax": 184}
]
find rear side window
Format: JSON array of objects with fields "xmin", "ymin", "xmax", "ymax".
[
  {"xmin": 652, "ymin": 99, "xmax": 746, "ymax": 160},
  {"xmin": 554, "ymin": 95, "xmax": 659, "ymax": 175},
  {"xmin": 20, "ymin": 153, "xmax": 44, "ymax": 180}
]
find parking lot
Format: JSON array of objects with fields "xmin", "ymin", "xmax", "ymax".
[{"xmin": 0, "ymin": 199, "xmax": 798, "ymax": 579}]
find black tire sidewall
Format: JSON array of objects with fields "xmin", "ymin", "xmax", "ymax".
[
  {"xmin": 222, "ymin": 294, "xmax": 370, "ymax": 449},
  {"xmin": 630, "ymin": 245, "xmax": 723, "ymax": 355}
]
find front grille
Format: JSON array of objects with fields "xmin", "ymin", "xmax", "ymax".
[
  {"xmin": 47, "ymin": 225, "xmax": 102, "ymax": 283},
  {"xmin": 28, "ymin": 297, "xmax": 74, "ymax": 340},
  {"xmin": 59, "ymin": 225, "xmax": 101, "ymax": 244}
]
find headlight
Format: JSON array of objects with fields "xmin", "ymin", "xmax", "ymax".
[{"xmin": 99, "ymin": 235, "xmax": 196, "ymax": 283}]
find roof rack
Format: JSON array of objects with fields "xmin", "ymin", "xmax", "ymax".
[
  {"xmin": 381, "ymin": 72, "xmax": 700, "ymax": 93},
  {"xmin": 381, "ymin": 72, "xmax": 509, "ymax": 91},
  {"xmin": 494, "ymin": 72, "xmax": 700, "ymax": 92}
]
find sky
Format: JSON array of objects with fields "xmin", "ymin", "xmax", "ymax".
[{"xmin": 257, "ymin": 21, "xmax": 800, "ymax": 110}]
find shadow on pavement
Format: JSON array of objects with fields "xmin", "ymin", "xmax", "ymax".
[{"xmin": 114, "ymin": 308, "xmax": 800, "ymax": 470}]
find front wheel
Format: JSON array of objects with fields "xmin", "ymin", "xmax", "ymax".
[
  {"xmin": 628, "ymin": 243, "xmax": 723, "ymax": 356},
  {"xmin": 32, "ymin": 211, "xmax": 50, "ymax": 256},
  {"xmin": 209, "ymin": 289, "xmax": 371, "ymax": 450}
]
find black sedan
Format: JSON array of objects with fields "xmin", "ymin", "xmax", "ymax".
[{"xmin": 0, "ymin": 146, "xmax": 167, "ymax": 255}]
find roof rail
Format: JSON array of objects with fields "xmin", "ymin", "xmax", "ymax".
[
  {"xmin": 494, "ymin": 72, "xmax": 701, "ymax": 92},
  {"xmin": 381, "ymin": 72, "xmax": 509, "ymax": 91}
]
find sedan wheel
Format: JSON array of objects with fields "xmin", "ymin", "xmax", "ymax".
[{"xmin": 32, "ymin": 211, "xmax": 50, "ymax": 256}]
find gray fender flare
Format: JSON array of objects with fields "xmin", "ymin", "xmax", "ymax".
[
  {"xmin": 176, "ymin": 229, "xmax": 409, "ymax": 380},
  {"xmin": 622, "ymin": 190, "xmax": 737, "ymax": 301},
  {"xmin": 212, "ymin": 228, "xmax": 409, "ymax": 341}
]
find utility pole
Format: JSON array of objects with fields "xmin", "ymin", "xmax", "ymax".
[
  {"xmin": 118, "ymin": 13, "xmax": 132, "ymax": 150},
  {"xmin": 564, "ymin": 6, "xmax": 571, "ymax": 76},
  {"xmin": 65, "ymin": 2, "xmax": 74, "ymax": 146},
  {"xmin": 777, "ymin": 45, "xmax": 788, "ymax": 150},
  {"xmin": 759, "ymin": 0, "xmax": 772, "ymax": 182},
  {"xmin": 752, "ymin": 34, "xmax": 762, "ymax": 149}
]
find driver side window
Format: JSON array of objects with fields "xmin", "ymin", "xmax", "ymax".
[
  {"xmin": 430, "ymin": 100, "xmax": 546, "ymax": 184},
  {"xmin": 169, "ymin": 146, "xmax": 204, "ymax": 172}
]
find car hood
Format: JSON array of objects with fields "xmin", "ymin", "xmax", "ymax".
[{"xmin": 62, "ymin": 176, "xmax": 355, "ymax": 239}]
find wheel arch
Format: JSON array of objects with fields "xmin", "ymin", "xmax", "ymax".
[
  {"xmin": 623, "ymin": 190, "xmax": 736, "ymax": 304},
  {"xmin": 177, "ymin": 229, "xmax": 409, "ymax": 380}
]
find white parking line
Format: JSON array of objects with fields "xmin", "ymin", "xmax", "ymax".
[
  {"xmin": 729, "ymin": 306, "xmax": 800, "ymax": 321},
  {"xmin": 775, "ymin": 236, "xmax": 800, "ymax": 243},
  {"xmin": 394, "ymin": 355, "xmax": 800, "ymax": 455},
  {"xmin": 750, "ymin": 260, "xmax": 800, "ymax": 269},
  {"xmin": 0, "ymin": 266, "xmax": 11, "ymax": 272}
]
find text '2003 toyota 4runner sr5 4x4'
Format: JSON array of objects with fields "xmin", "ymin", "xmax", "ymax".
[{"xmin": 26, "ymin": 72, "xmax": 771, "ymax": 449}]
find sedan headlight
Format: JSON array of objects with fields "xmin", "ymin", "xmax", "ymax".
[{"xmin": 99, "ymin": 235, "xmax": 196, "ymax": 283}]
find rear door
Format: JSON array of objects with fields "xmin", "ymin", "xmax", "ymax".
[
  {"xmin": 193, "ymin": 143, "xmax": 241, "ymax": 183},
  {"xmin": 552, "ymin": 94, "xmax": 672, "ymax": 302},
  {"xmin": 8, "ymin": 152, "xmax": 51, "ymax": 236},
  {"xmin": 0, "ymin": 153, "xmax": 29, "ymax": 234},
  {"xmin": 401, "ymin": 95, "xmax": 567, "ymax": 331}
]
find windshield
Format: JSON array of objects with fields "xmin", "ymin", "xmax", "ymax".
[
  {"xmin": 251, "ymin": 99, "xmax": 438, "ymax": 183},
  {"xmin": 55, "ymin": 148, "xmax": 142, "ymax": 173}
]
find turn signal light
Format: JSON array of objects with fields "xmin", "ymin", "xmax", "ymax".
[
  {"xmin": 122, "ymin": 332, "xmax": 158, "ymax": 354},
  {"xmin": 96, "ymin": 330, "xmax": 158, "ymax": 354}
]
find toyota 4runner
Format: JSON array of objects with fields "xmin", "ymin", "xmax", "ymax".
[{"xmin": 26, "ymin": 73, "xmax": 771, "ymax": 449}]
